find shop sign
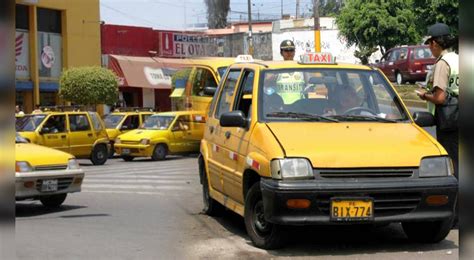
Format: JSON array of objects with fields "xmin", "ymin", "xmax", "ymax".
[
  {"xmin": 15, "ymin": 31, "xmax": 30, "ymax": 79},
  {"xmin": 160, "ymin": 32, "xmax": 214, "ymax": 58},
  {"xmin": 37, "ymin": 32, "xmax": 62, "ymax": 79},
  {"xmin": 143, "ymin": 66, "xmax": 172, "ymax": 86}
]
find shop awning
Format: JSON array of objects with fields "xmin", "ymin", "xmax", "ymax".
[{"xmin": 108, "ymin": 55, "xmax": 192, "ymax": 90}]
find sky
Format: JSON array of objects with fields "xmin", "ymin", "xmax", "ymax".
[{"xmin": 100, "ymin": 0, "xmax": 316, "ymax": 30}]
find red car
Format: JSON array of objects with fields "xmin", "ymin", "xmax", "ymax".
[{"xmin": 373, "ymin": 45, "xmax": 436, "ymax": 84}]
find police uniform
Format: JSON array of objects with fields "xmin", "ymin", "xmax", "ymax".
[{"xmin": 276, "ymin": 40, "xmax": 305, "ymax": 104}]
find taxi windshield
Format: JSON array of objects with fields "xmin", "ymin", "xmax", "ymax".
[
  {"xmin": 104, "ymin": 114, "xmax": 125, "ymax": 128},
  {"xmin": 141, "ymin": 115, "xmax": 175, "ymax": 130},
  {"xmin": 16, "ymin": 114, "xmax": 46, "ymax": 131},
  {"xmin": 259, "ymin": 68, "xmax": 409, "ymax": 122}
]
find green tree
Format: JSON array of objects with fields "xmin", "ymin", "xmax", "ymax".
[
  {"xmin": 336, "ymin": 0, "xmax": 420, "ymax": 64},
  {"xmin": 59, "ymin": 66, "xmax": 118, "ymax": 106},
  {"xmin": 413, "ymin": 0, "xmax": 458, "ymax": 38}
]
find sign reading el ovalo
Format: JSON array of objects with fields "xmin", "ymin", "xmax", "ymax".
[{"xmin": 37, "ymin": 32, "xmax": 62, "ymax": 79}]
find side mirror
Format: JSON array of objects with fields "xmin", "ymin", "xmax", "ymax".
[
  {"xmin": 220, "ymin": 111, "xmax": 247, "ymax": 128},
  {"xmin": 39, "ymin": 127, "xmax": 50, "ymax": 134},
  {"xmin": 413, "ymin": 112, "xmax": 435, "ymax": 127},
  {"xmin": 203, "ymin": 86, "xmax": 217, "ymax": 96}
]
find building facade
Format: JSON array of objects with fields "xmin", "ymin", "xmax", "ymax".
[{"xmin": 15, "ymin": 0, "xmax": 101, "ymax": 113}]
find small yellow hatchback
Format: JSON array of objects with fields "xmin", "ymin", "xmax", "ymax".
[
  {"xmin": 114, "ymin": 111, "xmax": 206, "ymax": 161},
  {"xmin": 199, "ymin": 54, "xmax": 457, "ymax": 249},
  {"xmin": 103, "ymin": 109, "xmax": 154, "ymax": 157},
  {"xmin": 17, "ymin": 111, "xmax": 110, "ymax": 165}
]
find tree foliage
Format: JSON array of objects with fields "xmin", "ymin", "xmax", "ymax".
[
  {"xmin": 336, "ymin": 0, "xmax": 419, "ymax": 63},
  {"xmin": 412, "ymin": 0, "xmax": 458, "ymax": 38},
  {"xmin": 59, "ymin": 66, "xmax": 119, "ymax": 106},
  {"xmin": 205, "ymin": 0, "xmax": 230, "ymax": 29}
]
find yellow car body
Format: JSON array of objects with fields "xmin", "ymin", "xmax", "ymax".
[
  {"xmin": 169, "ymin": 57, "xmax": 236, "ymax": 113},
  {"xmin": 15, "ymin": 134, "xmax": 84, "ymax": 207},
  {"xmin": 115, "ymin": 111, "xmax": 206, "ymax": 161},
  {"xmin": 199, "ymin": 54, "xmax": 458, "ymax": 249},
  {"xmin": 16, "ymin": 111, "xmax": 110, "ymax": 165}
]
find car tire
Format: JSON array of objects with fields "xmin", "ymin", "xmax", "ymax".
[
  {"xmin": 396, "ymin": 72, "xmax": 404, "ymax": 85},
  {"xmin": 40, "ymin": 194, "xmax": 67, "ymax": 208},
  {"xmin": 244, "ymin": 182, "xmax": 284, "ymax": 249},
  {"xmin": 91, "ymin": 144, "xmax": 108, "ymax": 165},
  {"xmin": 201, "ymin": 162, "xmax": 224, "ymax": 216},
  {"xmin": 151, "ymin": 144, "xmax": 167, "ymax": 161},
  {"xmin": 122, "ymin": 155, "xmax": 134, "ymax": 161},
  {"xmin": 108, "ymin": 143, "xmax": 115, "ymax": 158},
  {"xmin": 402, "ymin": 218, "xmax": 454, "ymax": 243}
]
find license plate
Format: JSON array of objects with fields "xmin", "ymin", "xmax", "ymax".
[
  {"xmin": 122, "ymin": 148, "xmax": 130, "ymax": 155},
  {"xmin": 330, "ymin": 198, "xmax": 373, "ymax": 221},
  {"xmin": 41, "ymin": 179, "xmax": 58, "ymax": 192}
]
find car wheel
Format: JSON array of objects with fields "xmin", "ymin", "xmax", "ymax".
[
  {"xmin": 396, "ymin": 72, "xmax": 404, "ymax": 85},
  {"xmin": 40, "ymin": 194, "xmax": 67, "ymax": 208},
  {"xmin": 108, "ymin": 143, "xmax": 115, "ymax": 158},
  {"xmin": 244, "ymin": 182, "xmax": 284, "ymax": 249},
  {"xmin": 201, "ymin": 162, "xmax": 223, "ymax": 216},
  {"xmin": 151, "ymin": 144, "xmax": 167, "ymax": 161},
  {"xmin": 91, "ymin": 144, "xmax": 108, "ymax": 165},
  {"xmin": 122, "ymin": 155, "xmax": 134, "ymax": 161},
  {"xmin": 402, "ymin": 218, "xmax": 454, "ymax": 243}
]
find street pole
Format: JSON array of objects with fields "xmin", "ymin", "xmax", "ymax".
[
  {"xmin": 248, "ymin": 0, "xmax": 254, "ymax": 55},
  {"xmin": 313, "ymin": 0, "xmax": 321, "ymax": 52},
  {"xmin": 281, "ymin": 0, "xmax": 283, "ymax": 19},
  {"xmin": 296, "ymin": 0, "xmax": 300, "ymax": 19}
]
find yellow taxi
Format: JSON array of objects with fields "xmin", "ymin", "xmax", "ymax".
[
  {"xmin": 103, "ymin": 109, "xmax": 154, "ymax": 157},
  {"xmin": 16, "ymin": 133, "xmax": 84, "ymax": 208},
  {"xmin": 114, "ymin": 111, "xmax": 206, "ymax": 161},
  {"xmin": 199, "ymin": 54, "xmax": 457, "ymax": 249},
  {"xmin": 169, "ymin": 57, "xmax": 236, "ymax": 112},
  {"xmin": 16, "ymin": 110, "xmax": 110, "ymax": 165}
]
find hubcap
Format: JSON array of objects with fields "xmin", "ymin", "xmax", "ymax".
[
  {"xmin": 97, "ymin": 150, "xmax": 105, "ymax": 160},
  {"xmin": 253, "ymin": 201, "xmax": 270, "ymax": 234},
  {"xmin": 397, "ymin": 73, "xmax": 402, "ymax": 84}
]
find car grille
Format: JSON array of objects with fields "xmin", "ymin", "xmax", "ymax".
[
  {"xmin": 317, "ymin": 168, "xmax": 415, "ymax": 178},
  {"xmin": 315, "ymin": 192, "xmax": 422, "ymax": 217},
  {"xmin": 121, "ymin": 141, "xmax": 139, "ymax": 145},
  {"xmin": 35, "ymin": 165, "xmax": 68, "ymax": 171},
  {"xmin": 36, "ymin": 177, "xmax": 74, "ymax": 192}
]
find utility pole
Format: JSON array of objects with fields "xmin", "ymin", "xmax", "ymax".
[
  {"xmin": 313, "ymin": 0, "xmax": 321, "ymax": 52},
  {"xmin": 281, "ymin": 0, "xmax": 283, "ymax": 19},
  {"xmin": 296, "ymin": 0, "xmax": 300, "ymax": 19},
  {"xmin": 183, "ymin": 0, "xmax": 187, "ymax": 30},
  {"xmin": 247, "ymin": 0, "xmax": 254, "ymax": 55}
]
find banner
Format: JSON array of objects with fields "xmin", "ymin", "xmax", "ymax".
[
  {"xmin": 15, "ymin": 30, "xmax": 30, "ymax": 79},
  {"xmin": 37, "ymin": 32, "xmax": 62, "ymax": 79}
]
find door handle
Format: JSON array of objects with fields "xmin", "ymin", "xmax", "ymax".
[
  {"xmin": 61, "ymin": 135, "xmax": 66, "ymax": 139},
  {"xmin": 209, "ymin": 126, "xmax": 214, "ymax": 134},
  {"xmin": 87, "ymin": 133, "xmax": 93, "ymax": 137},
  {"xmin": 225, "ymin": 131, "xmax": 231, "ymax": 139}
]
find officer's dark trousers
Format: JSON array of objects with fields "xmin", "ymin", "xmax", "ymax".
[{"xmin": 436, "ymin": 128, "xmax": 459, "ymax": 178}]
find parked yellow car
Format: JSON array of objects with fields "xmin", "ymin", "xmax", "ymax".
[
  {"xmin": 15, "ymin": 134, "xmax": 84, "ymax": 208},
  {"xmin": 16, "ymin": 111, "xmax": 110, "ymax": 165},
  {"xmin": 199, "ymin": 54, "xmax": 457, "ymax": 249},
  {"xmin": 103, "ymin": 110, "xmax": 154, "ymax": 157},
  {"xmin": 115, "ymin": 111, "xmax": 206, "ymax": 161}
]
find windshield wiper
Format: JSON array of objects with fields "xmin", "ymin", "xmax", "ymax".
[
  {"xmin": 329, "ymin": 115, "xmax": 398, "ymax": 123},
  {"xmin": 266, "ymin": 112, "xmax": 339, "ymax": 122}
]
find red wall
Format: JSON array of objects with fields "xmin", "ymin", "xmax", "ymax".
[{"xmin": 101, "ymin": 24, "xmax": 158, "ymax": 56}]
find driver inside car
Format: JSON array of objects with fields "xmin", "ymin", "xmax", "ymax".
[{"xmin": 324, "ymin": 86, "xmax": 362, "ymax": 115}]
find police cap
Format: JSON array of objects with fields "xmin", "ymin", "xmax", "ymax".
[
  {"xmin": 280, "ymin": 40, "xmax": 295, "ymax": 51},
  {"xmin": 424, "ymin": 23, "xmax": 451, "ymax": 44}
]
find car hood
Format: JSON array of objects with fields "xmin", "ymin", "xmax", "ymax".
[
  {"xmin": 118, "ymin": 129, "xmax": 167, "ymax": 141},
  {"xmin": 266, "ymin": 122, "xmax": 442, "ymax": 168},
  {"xmin": 106, "ymin": 128, "xmax": 121, "ymax": 139},
  {"xmin": 15, "ymin": 143, "xmax": 73, "ymax": 167}
]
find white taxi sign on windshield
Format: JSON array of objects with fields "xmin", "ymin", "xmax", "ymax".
[
  {"xmin": 299, "ymin": 52, "xmax": 336, "ymax": 64},
  {"xmin": 235, "ymin": 55, "xmax": 254, "ymax": 63}
]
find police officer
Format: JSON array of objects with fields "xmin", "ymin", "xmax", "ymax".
[
  {"xmin": 280, "ymin": 40, "xmax": 296, "ymax": 61},
  {"xmin": 416, "ymin": 23, "xmax": 459, "ymax": 177}
]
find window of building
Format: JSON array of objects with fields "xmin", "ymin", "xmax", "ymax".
[
  {"xmin": 16, "ymin": 5, "xmax": 29, "ymax": 30},
  {"xmin": 37, "ymin": 8, "xmax": 61, "ymax": 33}
]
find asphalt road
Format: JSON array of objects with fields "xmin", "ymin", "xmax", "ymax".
[{"xmin": 16, "ymin": 154, "xmax": 457, "ymax": 259}]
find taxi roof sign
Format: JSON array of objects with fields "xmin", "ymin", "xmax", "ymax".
[
  {"xmin": 235, "ymin": 55, "xmax": 254, "ymax": 63},
  {"xmin": 299, "ymin": 52, "xmax": 336, "ymax": 65}
]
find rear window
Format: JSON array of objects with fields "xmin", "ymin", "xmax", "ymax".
[{"xmin": 413, "ymin": 47, "xmax": 433, "ymax": 59}]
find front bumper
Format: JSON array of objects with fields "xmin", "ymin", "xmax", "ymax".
[
  {"xmin": 16, "ymin": 169, "xmax": 84, "ymax": 199},
  {"xmin": 260, "ymin": 176, "xmax": 457, "ymax": 225},
  {"xmin": 114, "ymin": 143, "xmax": 154, "ymax": 157}
]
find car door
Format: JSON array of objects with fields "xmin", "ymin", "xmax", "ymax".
[
  {"xmin": 68, "ymin": 113, "xmax": 95, "ymax": 157},
  {"xmin": 205, "ymin": 69, "xmax": 242, "ymax": 194},
  {"xmin": 37, "ymin": 114, "xmax": 69, "ymax": 153},
  {"xmin": 188, "ymin": 113, "xmax": 206, "ymax": 152},
  {"xmin": 219, "ymin": 69, "xmax": 256, "ymax": 203},
  {"xmin": 190, "ymin": 66, "xmax": 219, "ymax": 112},
  {"xmin": 169, "ymin": 115, "xmax": 191, "ymax": 153}
]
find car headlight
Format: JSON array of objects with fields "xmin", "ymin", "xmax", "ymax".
[
  {"xmin": 419, "ymin": 156, "xmax": 453, "ymax": 177},
  {"xmin": 16, "ymin": 161, "xmax": 33, "ymax": 172},
  {"xmin": 115, "ymin": 138, "xmax": 121, "ymax": 144},
  {"xmin": 67, "ymin": 159, "xmax": 80, "ymax": 170},
  {"xmin": 270, "ymin": 158, "xmax": 313, "ymax": 180},
  {"xmin": 140, "ymin": 138, "xmax": 150, "ymax": 145}
]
